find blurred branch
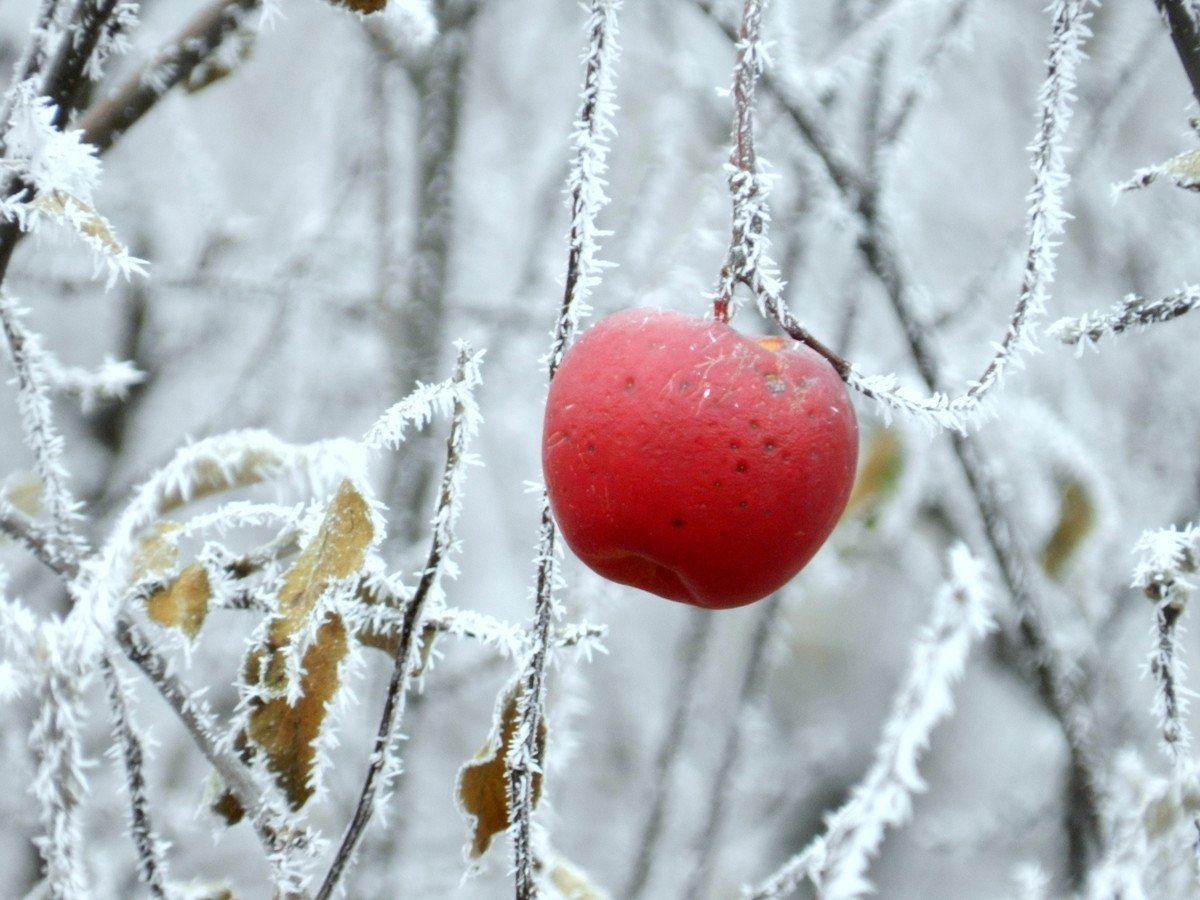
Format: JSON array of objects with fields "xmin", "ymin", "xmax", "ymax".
[
  {"xmin": 624, "ymin": 609, "xmax": 713, "ymax": 899},
  {"xmin": 1156, "ymin": 0, "xmax": 1200, "ymax": 108},
  {"xmin": 78, "ymin": 0, "xmax": 262, "ymax": 153}
]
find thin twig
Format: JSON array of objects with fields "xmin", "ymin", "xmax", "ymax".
[
  {"xmin": 1156, "ymin": 0, "xmax": 1200, "ymax": 108},
  {"xmin": 624, "ymin": 609, "xmax": 714, "ymax": 899},
  {"xmin": 101, "ymin": 655, "xmax": 169, "ymax": 899},
  {"xmin": 316, "ymin": 346, "xmax": 481, "ymax": 900},
  {"xmin": 509, "ymin": 3, "xmax": 622, "ymax": 896},
  {"xmin": 78, "ymin": 0, "xmax": 262, "ymax": 153},
  {"xmin": 683, "ymin": 594, "xmax": 781, "ymax": 900}
]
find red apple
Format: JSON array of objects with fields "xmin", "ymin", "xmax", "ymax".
[{"xmin": 542, "ymin": 308, "xmax": 859, "ymax": 610}]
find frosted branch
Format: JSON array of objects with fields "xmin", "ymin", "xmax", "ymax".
[
  {"xmin": 30, "ymin": 632, "xmax": 91, "ymax": 899},
  {"xmin": 101, "ymin": 655, "xmax": 169, "ymax": 898},
  {"xmin": 43, "ymin": 352, "xmax": 145, "ymax": 412},
  {"xmin": 745, "ymin": 546, "xmax": 993, "ymax": 900},
  {"xmin": 1133, "ymin": 526, "xmax": 1200, "ymax": 772},
  {"xmin": 509, "ymin": 4, "xmax": 623, "ymax": 896},
  {"xmin": 78, "ymin": 0, "xmax": 263, "ymax": 154},
  {"xmin": 318, "ymin": 345, "xmax": 482, "ymax": 900},
  {"xmin": 545, "ymin": 0, "xmax": 622, "ymax": 377},
  {"xmin": 0, "ymin": 291, "xmax": 85, "ymax": 568},
  {"xmin": 1048, "ymin": 284, "xmax": 1200, "ymax": 349}
]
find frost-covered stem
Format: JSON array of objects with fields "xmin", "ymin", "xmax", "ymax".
[
  {"xmin": 963, "ymin": 0, "xmax": 1088, "ymax": 408},
  {"xmin": 507, "ymin": 5, "xmax": 622, "ymax": 896},
  {"xmin": 625, "ymin": 609, "xmax": 714, "ymax": 899},
  {"xmin": 684, "ymin": 595, "xmax": 781, "ymax": 900},
  {"xmin": 1133, "ymin": 526, "xmax": 1200, "ymax": 771},
  {"xmin": 0, "ymin": 0, "xmax": 62, "ymax": 141},
  {"xmin": 546, "ymin": 0, "xmax": 621, "ymax": 377},
  {"xmin": 0, "ymin": 499, "xmax": 76, "ymax": 577},
  {"xmin": 78, "ymin": 0, "xmax": 261, "ymax": 153},
  {"xmin": 1156, "ymin": 0, "xmax": 1200, "ymax": 108},
  {"xmin": 41, "ymin": 0, "xmax": 121, "ymax": 128},
  {"xmin": 317, "ymin": 347, "xmax": 479, "ymax": 900},
  {"xmin": 100, "ymin": 655, "xmax": 169, "ymax": 899},
  {"xmin": 745, "ymin": 547, "xmax": 992, "ymax": 900},
  {"xmin": 1151, "ymin": 599, "xmax": 1191, "ymax": 766},
  {"xmin": 0, "ymin": 293, "xmax": 84, "ymax": 568},
  {"xmin": 509, "ymin": 508, "xmax": 556, "ymax": 900},
  {"xmin": 1048, "ymin": 285, "xmax": 1200, "ymax": 347},
  {"xmin": 30, "ymin": 653, "xmax": 91, "ymax": 899},
  {"xmin": 113, "ymin": 618, "xmax": 289, "ymax": 858},
  {"xmin": 713, "ymin": 0, "xmax": 770, "ymax": 322}
]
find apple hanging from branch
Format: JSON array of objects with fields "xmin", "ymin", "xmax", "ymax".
[{"xmin": 542, "ymin": 308, "xmax": 859, "ymax": 610}]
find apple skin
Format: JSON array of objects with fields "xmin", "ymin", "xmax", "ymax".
[{"xmin": 542, "ymin": 308, "xmax": 859, "ymax": 610}]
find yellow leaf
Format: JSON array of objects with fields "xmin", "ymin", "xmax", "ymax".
[
  {"xmin": 239, "ymin": 480, "xmax": 375, "ymax": 809},
  {"xmin": 846, "ymin": 428, "xmax": 903, "ymax": 519},
  {"xmin": 32, "ymin": 190, "xmax": 127, "ymax": 257},
  {"xmin": 546, "ymin": 852, "xmax": 611, "ymax": 899},
  {"xmin": 130, "ymin": 521, "xmax": 181, "ymax": 583},
  {"xmin": 145, "ymin": 563, "xmax": 211, "ymax": 638},
  {"xmin": 1041, "ymin": 478, "xmax": 1095, "ymax": 580},
  {"xmin": 2, "ymin": 475, "xmax": 43, "ymax": 517},
  {"xmin": 457, "ymin": 681, "xmax": 546, "ymax": 859}
]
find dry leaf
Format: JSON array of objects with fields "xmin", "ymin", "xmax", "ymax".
[
  {"xmin": 457, "ymin": 681, "xmax": 546, "ymax": 859},
  {"xmin": 145, "ymin": 563, "xmax": 211, "ymax": 638},
  {"xmin": 247, "ymin": 615, "xmax": 348, "ymax": 808},
  {"xmin": 130, "ymin": 521, "xmax": 181, "ymax": 582},
  {"xmin": 240, "ymin": 480, "xmax": 374, "ymax": 809},
  {"xmin": 327, "ymin": 0, "xmax": 388, "ymax": 13},
  {"xmin": 1041, "ymin": 478, "xmax": 1095, "ymax": 580},
  {"xmin": 32, "ymin": 190, "xmax": 127, "ymax": 257},
  {"xmin": 846, "ymin": 427, "xmax": 903, "ymax": 520}
]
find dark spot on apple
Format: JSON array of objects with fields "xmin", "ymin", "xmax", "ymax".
[
  {"xmin": 736, "ymin": 461, "xmax": 748, "ymax": 473},
  {"xmin": 763, "ymin": 440, "xmax": 776, "ymax": 452},
  {"xmin": 738, "ymin": 500, "xmax": 749, "ymax": 509},
  {"xmin": 730, "ymin": 440, "xmax": 740, "ymax": 450},
  {"xmin": 712, "ymin": 480, "xmax": 722, "ymax": 488},
  {"xmin": 625, "ymin": 376, "xmax": 636, "ymax": 392},
  {"xmin": 680, "ymin": 381, "xmax": 691, "ymax": 392},
  {"xmin": 672, "ymin": 517, "xmax": 684, "ymax": 528},
  {"xmin": 586, "ymin": 443, "xmax": 596, "ymax": 454},
  {"xmin": 749, "ymin": 420, "xmax": 760, "ymax": 429}
]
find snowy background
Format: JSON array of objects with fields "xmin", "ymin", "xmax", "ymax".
[{"xmin": 3, "ymin": 0, "xmax": 1200, "ymax": 897}]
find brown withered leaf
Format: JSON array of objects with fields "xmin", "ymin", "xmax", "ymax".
[
  {"xmin": 247, "ymin": 615, "xmax": 348, "ymax": 808},
  {"xmin": 146, "ymin": 563, "xmax": 211, "ymax": 638},
  {"xmin": 327, "ymin": 0, "xmax": 388, "ymax": 13},
  {"xmin": 457, "ymin": 682, "xmax": 546, "ymax": 859},
  {"xmin": 158, "ymin": 449, "xmax": 284, "ymax": 516},
  {"xmin": 241, "ymin": 480, "xmax": 374, "ymax": 809}
]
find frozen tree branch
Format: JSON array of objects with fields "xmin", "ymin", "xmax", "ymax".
[
  {"xmin": 1134, "ymin": 526, "xmax": 1200, "ymax": 771},
  {"xmin": 684, "ymin": 593, "xmax": 782, "ymax": 899},
  {"xmin": 317, "ymin": 344, "xmax": 482, "ymax": 900},
  {"xmin": 509, "ymin": 3, "xmax": 621, "ymax": 897},
  {"xmin": 78, "ymin": 0, "xmax": 262, "ymax": 153},
  {"xmin": 745, "ymin": 546, "xmax": 993, "ymax": 900},
  {"xmin": 100, "ymin": 656, "xmax": 169, "ymax": 899},
  {"xmin": 1156, "ymin": 0, "xmax": 1200, "ymax": 108},
  {"xmin": 624, "ymin": 609, "xmax": 713, "ymax": 899},
  {"xmin": 1048, "ymin": 284, "xmax": 1200, "ymax": 348},
  {"xmin": 0, "ymin": 292, "xmax": 86, "ymax": 569}
]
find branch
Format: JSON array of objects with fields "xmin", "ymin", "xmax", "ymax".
[
  {"xmin": 78, "ymin": 0, "xmax": 262, "ymax": 153},
  {"xmin": 101, "ymin": 655, "xmax": 169, "ymax": 899},
  {"xmin": 509, "ymin": 3, "xmax": 622, "ymax": 896},
  {"xmin": 316, "ymin": 345, "xmax": 482, "ymax": 900},
  {"xmin": 1156, "ymin": 0, "xmax": 1200, "ymax": 108},
  {"xmin": 1047, "ymin": 284, "xmax": 1200, "ymax": 347},
  {"xmin": 745, "ymin": 547, "xmax": 993, "ymax": 900},
  {"xmin": 624, "ymin": 610, "xmax": 713, "ymax": 899}
]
